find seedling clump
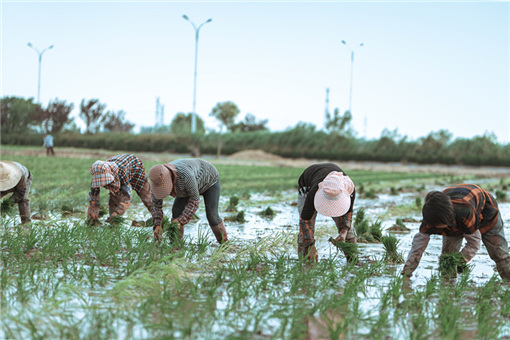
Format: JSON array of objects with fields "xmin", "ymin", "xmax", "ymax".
[
  {"xmin": 329, "ymin": 238, "xmax": 358, "ymax": 262},
  {"xmin": 258, "ymin": 206, "xmax": 276, "ymax": 218},
  {"xmin": 0, "ymin": 198, "xmax": 15, "ymax": 215},
  {"xmin": 387, "ymin": 218, "xmax": 411, "ymax": 232},
  {"xmin": 226, "ymin": 195, "xmax": 240, "ymax": 212},
  {"xmin": 382, "ymin": 234, "xmax": 404, "ymax": 264},
  {"xmin": 439, "ymin": 252, "xmax": 469, "ymax": 277}
]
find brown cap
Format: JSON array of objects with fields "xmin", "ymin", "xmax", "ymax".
[{"xmin": 149, "ymin": 164, "xmax": 173, "ymax": 199}]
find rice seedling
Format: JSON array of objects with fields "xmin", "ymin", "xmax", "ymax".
[
  {"xmin": 387, "ymin": 218, "xmax": 411, "ymax": 232},
  {"xmin": 495, "ymin": 190, "xmax": 508, "ymax": 202},
  {"xmin": 328, "ymin": 238, "xmax": 358, "ymax": 262},
  {"xmin": 415, "ymin": 197, "xmax": 423, "ymax": 209},
  {"xmin": 258, "ymin": 206, "xmax": 276, "ymax": 218},
  {"xmin": 225, "ymin": 195, "xmax": 240, "ymax": 212},
  {"xmin": 369, "ymin": 220, "xmax": 383, "ymax": 241},
  {"xmin": 438, "ymin": 253, "xmax": 467, "ymax": 278},
  {"xmin": 0, "ymin": 198, "xmax": 16, "ymax": 216},
  {"xmin": 381, "ymin": 235, "xmax": 404, "ymax": 264}
]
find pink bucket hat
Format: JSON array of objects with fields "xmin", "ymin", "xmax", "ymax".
[
  {"xmin": 90, "ymin": 161, "xmax": 118, "ymax": 188},
  {"xmin": 149, "ymin": 164, "xmax": 173, "ymax": 199},
  {"xmin": 314, "ymin": 171, "xmax": 354, "ymax": 217}
]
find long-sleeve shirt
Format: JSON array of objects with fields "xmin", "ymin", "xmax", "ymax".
[
  {"xmin": 403, "ymin": 184, "xmax": 498, "ymax": 276},
  {"xmin": 89, "ymin": 154, "xmax": 147, "ymax": 202},
  {"xmin": 0, "ymin": 162, "xmax": 31, "ymax": 203},
  {"xmin": 419, "ymin": 184, "xmax": 499, "ymax": 236},
  {"xmin": 151, "ymin": 159, "xmax": 219, "ymax": 227},
  {"xmin": 298, "ymin": 163, "xmax": 356, "ymax": 221}
]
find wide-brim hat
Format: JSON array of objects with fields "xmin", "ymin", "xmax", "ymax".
[
  {"xmin": 149, "ymin": 164, "xmax": 173, "ymax": 200},
  {"xmin": 0, "ymin": 161, "xmax": 22, "ymax": 191},
  {"xmin": 314, "ymin": 171, "xmax": 354, "ymax": 217},
  {"xmin": 90, "ymin": 160, "xmax": 117, "ymax": 188}
]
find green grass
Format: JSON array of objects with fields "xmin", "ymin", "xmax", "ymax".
[{"xmin": 1, "ymin": 148, "xmax": 508, "ymax": 339}]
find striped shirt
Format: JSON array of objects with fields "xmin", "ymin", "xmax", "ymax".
[
  {"xmin": 151, "ymin": 159, "xmax": 219, "ymax": 227},
  {"xmin": 90, "ymin": 154, "xmax": 147, "ymax": 197},
  {"xmin": 420, "ymin": 184, "xmax": 499, "ymax": 236}
]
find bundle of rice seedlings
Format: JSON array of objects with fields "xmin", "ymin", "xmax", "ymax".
[
  {"xmin": 258, "ymin": 206, "xmax": 275, "ymax": 218},
  {"xmin": 369, "ymin": 220, "xmax": 383, "ymax": 241},
  {"xmin": 0, "ymin": 198, "xmax": 15, "ymax": 215},
  {"xmin": 165, "ymin": 221, "xmax": 183, "ymax": 243},
  {"xmin": 329, "ymin": 237, "xmax": 358, "ymax": 262},
  {"xmin": 145, "ymin": 216, "xmax": 171, "ymax": 228},
  {"xmin": 108, "ymin": 215, "xmax": 126, "ymax": 226},
  {"xmin": 225, "ymin": 195, "xmax": 239, "ymax": 212},
  {"xmin": 439, "ymin": 252, "xmax": 468, "ymax": 277},
  {"xmin": 382, "ymin": 235, "xmax": 404, "ymax": 264},
  {"xmin": 387, "ymin": 218, "xmax": 411, "ymax": 232}
]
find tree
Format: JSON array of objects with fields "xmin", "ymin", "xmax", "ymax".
[
  {"xmin": 35, "ymin": 98, "xmax": 74, "ymax": 134},
  {"xmin": 324, "ymin": 108, "xmax": 353, "ymax": 136},
  {"xmin": 0, "ymin": 96, "xmax": 41, "ymax": 133},
  {"xmin": 170, "ymin": 113, "xmax": 205, "ymax": 135},
  {"xmin": 210, "ymin": 101, "xmax": 240, "ymax": 132},
  {"xmin": 102, "ymin": 110, "xmax": 134, "ymax": 133},
  {"xmin": 231, "ymin": 113, "xmax": 269, "ymax": 132},
  {"xmin": 79, "ymin": 99, "xmax": 106, "ymax": 134}
]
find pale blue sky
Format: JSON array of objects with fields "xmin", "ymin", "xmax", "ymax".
[{"xmin": 1, "ymin": 1, "xmax": 509, "ymax": 142}]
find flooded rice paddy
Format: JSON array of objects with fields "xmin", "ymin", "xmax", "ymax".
[{"xmin": 2, "ymin": 179, "xmax": 510, "ymax": 339}]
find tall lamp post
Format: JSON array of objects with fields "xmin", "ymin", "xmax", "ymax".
[
  {"xmin": 27, "ymin": 42, "xmax": 54, "ymax": 103},
  {"xmin": 341, "ymin": 40, "xmax": 363, "ymax": 113},
  {"xmin": 182, "ymin": 15, "xmax": 212, "ymax": 135}
]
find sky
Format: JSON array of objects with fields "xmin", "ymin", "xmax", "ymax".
[{"xmin": 1, "ymin": 0, "xmax": 509, "ymax": 143}]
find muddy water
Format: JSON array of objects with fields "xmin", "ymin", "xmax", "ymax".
[{"xmin": 126, "ymin": 184, "xmax": 510, "ymax": 287}]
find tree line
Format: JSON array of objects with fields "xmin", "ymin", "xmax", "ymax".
[{"xmin": 1, "ymin": 96, "xmax": 509, "ymax": 167}]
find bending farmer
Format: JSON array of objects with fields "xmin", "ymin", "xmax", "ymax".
[
  {"xmin": 298, "ymin": 163, "xmax": 356, "ymax": 261},
  {"xmin": 402, "ymin": 184, "xmax": 510, "ymax": 281},
  {"xmin": 87, "ymin": 154, "xmax": 152, "ymax": 224},
  {"xmin": 0, "ymin": 161, "xmax": 33, "ymax": 224},
  {"xmin": 149, "ymin": 159, "xmax": 228, "ymax": 244}
]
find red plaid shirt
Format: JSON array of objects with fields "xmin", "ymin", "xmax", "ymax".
[
  {"xmin": 90, "ymin": 154, "xmax": 147, "ymax": 197},
  {"xmin": 420, "ymin": 184, "xmax": 499, "ymax": 236}
]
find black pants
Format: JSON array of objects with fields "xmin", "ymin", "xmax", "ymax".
[{"xmin": 172, "ymin": 180, "xmax": 222, "ymax": 226}]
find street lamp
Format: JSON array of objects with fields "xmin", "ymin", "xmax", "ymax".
[
  {"xmin": 341, "ymin": 40, "xmax": 363, "ymax": 113},
  {"xmin": 27, "ymin": 42, "xmax": 54, "ymax": 103},
  {"xmin": 182, "ymin": 14, "xmax": 212, "ymax": 134}
]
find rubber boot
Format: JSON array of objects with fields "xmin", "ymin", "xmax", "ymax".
[
  {"xmin": 210, "ymin": 220, "xmax": 228, "ymax": 244},
  {"xmin": 19, "ymin": 200, "xmax": 31, "ymax": 224}
]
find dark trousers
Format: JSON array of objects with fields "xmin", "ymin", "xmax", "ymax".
[
  {"xmin": 172, "ymin": 181, "xmax": 222, "ymax": 226},
  {"xmin": 46, "ymin": 147, "xmax": 55, "ymax": 156}
]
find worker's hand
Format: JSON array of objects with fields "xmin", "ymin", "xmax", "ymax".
[
  {"xmin": 86, "ymin": 218, "xmax": 100, "ymax": 227},
  {"xmin": 154, "ymin": 225, "xmax": 163, "ymax": 241},
  {"xmin": 334, "ymin": 229, "xmax": 349, "ymax": 243},
  {"xmin": 171, "ymin": 218, "xmax": 183, "ymax": 226}
]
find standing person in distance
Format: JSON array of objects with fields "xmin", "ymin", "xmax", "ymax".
[
  {"xmin": 43, "ymin": 133, "xmax": 55, "ymax": 156},
  {"xmin": 297, "ymin": 163, "xmax": 356, "ymax": 261},
  {"xmin": 149, "ymin": 159, "xmax": 228, "ymax": 244},
  {"xmin": 402, "ymin": 184, "xmax": 510, "ymax": 281}
]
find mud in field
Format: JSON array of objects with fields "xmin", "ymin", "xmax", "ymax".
[{"xmin": 4, "ymin": 147, "xmax": 510, "ymax": 178}]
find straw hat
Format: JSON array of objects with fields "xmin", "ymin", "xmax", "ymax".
[
  {"xmin": 314, "ymin": 171, "xmax": 354, "ymax": 217},
  {"xmin": 149, "ymin": 164, "xmax": 173, "ymax": 199},
  {"xmin": 0, "ymin": 161, "xmax": 22, "ymax": 191}
]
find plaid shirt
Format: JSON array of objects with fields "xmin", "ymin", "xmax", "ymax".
[
  {"xmin": 420, "ymin": 184, "xmax": 499, "ymax": 236},
  {"xmin": 90, "ymin": 154, "xmax": 147, "ymax": 197}
]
